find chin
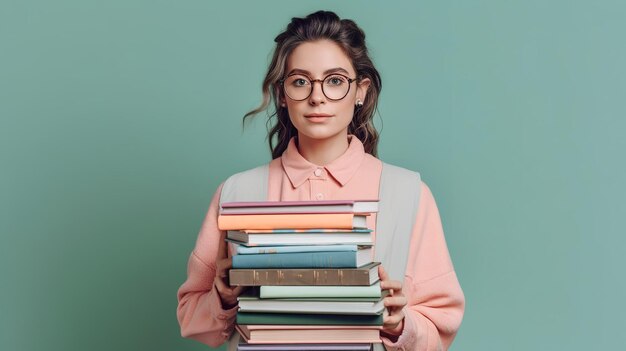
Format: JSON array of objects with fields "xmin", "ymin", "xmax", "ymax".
[{"xmin": 297, "ymin": 128, "xmax": 346, "ymax": 141}]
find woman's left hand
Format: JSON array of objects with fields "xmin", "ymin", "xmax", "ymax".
[{"xmin": 379, "ymin": 265, "xmax": 408, "ymax": 339}]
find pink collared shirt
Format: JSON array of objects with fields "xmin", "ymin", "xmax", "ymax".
[{"xmin": 177, "ymin": 135, "xmax": 465, "ymax": 350}]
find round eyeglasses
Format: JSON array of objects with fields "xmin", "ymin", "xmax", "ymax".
[{"xmin": 280, "ymin": 73, "xmax": 358, "ymax": 101}]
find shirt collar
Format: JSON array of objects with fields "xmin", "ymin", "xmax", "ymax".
[{"xmin": 281, "ymin": 134, "xmax": 366, "ymax": 188}]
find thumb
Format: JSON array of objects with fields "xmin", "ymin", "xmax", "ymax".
[{"xmin": 232, "ymin": 285, "xmax": 245, "ymax": 296}]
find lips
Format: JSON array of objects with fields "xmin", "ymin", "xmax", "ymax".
[
  {"xmin": 305, "ymin": 113, "xmax": 333, "ymax": 118},
  {"xmin": 304, "ymin": 114, "xmax": 332, "ymax": 123}
]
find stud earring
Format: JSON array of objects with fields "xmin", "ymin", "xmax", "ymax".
[{"xmin": 355, "ymin": 99, "xmax": 363, "ymax": 107}]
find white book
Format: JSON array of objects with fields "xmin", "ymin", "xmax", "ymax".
[
  {"xmin": 237, "ymin": 296, "xmax": 385, "ymax": 315},
  {"xmin": 227, "ymin": 231, "xmax": 373, "ymax": 246},
  {"xmin": 260, "ymin": 282, "xmax": 382, "ymax": 299},
  {"xmin": 220, "ymin": 199, "xmax": 379, "ymax": 215}
]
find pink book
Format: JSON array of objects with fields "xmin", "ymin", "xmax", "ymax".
[
  {"xmin": 220, "ymin": 200, "xmax": 379, "ymax": 215},
  {"xmin": 236, "ymin": 324, "xmax": 382, "ymax": 344},
  {"xmin": 241, "ymin": 325, "xmax": 382, "ymax": 330}
]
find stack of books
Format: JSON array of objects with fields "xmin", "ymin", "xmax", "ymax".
[{"xmin": 217, "ymin": 200, "xmax": 384, "ymax": 351}]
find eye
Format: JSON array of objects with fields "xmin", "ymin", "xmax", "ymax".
[
  {"xmin": 294, "ymin": 78, "xmax": 309, "ymax": 86},
  {"xmin": 326, "ymin": 75, "xmax": 347, "ymax": 86},
  {"xmin": 287, "ymin": 75, "xmax": 310, "ymax": 87}
]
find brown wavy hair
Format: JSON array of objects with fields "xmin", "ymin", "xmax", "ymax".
[{"xmin": 243, "ymin": 10, "xmax": 383, "ymax": 159}]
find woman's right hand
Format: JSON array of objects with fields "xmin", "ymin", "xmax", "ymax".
[{"xmin": 214, "ymin": 257, "xmax": 245, "ymax": 310}]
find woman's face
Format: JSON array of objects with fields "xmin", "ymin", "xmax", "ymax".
[{"xmin": 281, "ymin": 39, "xmax": 370, "ymax": 142}]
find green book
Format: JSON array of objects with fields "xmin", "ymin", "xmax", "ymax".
[
  {"xmin": 259, "ymin": 282, "xmax": 381, "ymax": 299},
  {"xmin": 236, "ymin": 312, "xmax": 383, "ymax": 326}
]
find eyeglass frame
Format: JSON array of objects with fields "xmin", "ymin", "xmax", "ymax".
[{"xmin": 279, "ymin": 73, "xmax": 359, "ymax": 101}]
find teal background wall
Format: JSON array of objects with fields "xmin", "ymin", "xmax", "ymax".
[{"xmin": 2, "ymin": 1, "xmax": 624, "ymax": 350}]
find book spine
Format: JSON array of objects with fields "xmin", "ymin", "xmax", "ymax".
[
  {"xmin": 232, "ymin": 251, "xmax": 357, "ymax": 269},
  {"xmin": 259, "ymin": 284, "xmax": 381, "ymax": 298},
  {"xmin": 217, "ymin": 213, "xmax": 357, "ymax": 230},
  {"xmin": 237, "ymin": 344, "xmax": 374, "ymax": 351},
  {"xmin": 236, "ymin": 312, "xmax": 383, "ymax": 326},
  {"xmin": 236, "ymin": 244, "xmax": 357, "ymax": 255},
  {"xmin": 234, "ymin": 228, "xmax": 372, "ymax": 234},
  {"xmin": 229, "ymin": 267, "xmax": 372, "ymax": 286}
]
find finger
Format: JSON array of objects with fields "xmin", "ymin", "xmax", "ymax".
[
  {"xmin": 385, "ymin": 309, "xmax": 405, "ymax": 324},
  {"xmin": 383, "ymin": 313, "xmax": 404, "ymax": 330},
  {"xmin": 215, "ymin": 257, "xmax": 233, "ymax": 277},
  {"xmin": 232, "ymin": 285, "xmax": 245, "ymax": 296},
  {"xmin": 378, "ymin": 265, "xmax": 389, "ymax": 281},
  {"xmin": 216, "ymin": 259, "xmax": 234, "ymax": 291},
  {"xmin": 215, "ymin": 276, "xmax": 240, "ymax": 306},
  {"xmin": 383, "ymin": 296, "xmax": 407, "ymax": 307},
  {"xmin": 380, "ymin": 280, "xmax": 403, "ymax": 292},
  {"xmin": 214, "ymin": 272, "xmax": 228, "ymax": 293},
  {"xmin": 216, "ymin": 257, "xmax": 233, "ymax": 272},
  {"xmin": 224, "ymin": 257, "xmax": 233, "ymax": 269},
  {"xmin": 384, "ymin": 296, "xmax": 408, "ymax": 308},
  {"xmin": 383, "ymin": 314, "xmax": 402, "ymax": 327},
  {"xmin": 378, "ymin": 266, "xmax": 395, "ymax": 295},
  {"xmin": 217, "ymin": 230, "xmax": 228, "ymax": 259}
]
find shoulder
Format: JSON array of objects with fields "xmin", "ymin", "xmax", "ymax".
[
  {"xmin": 220, "ymin": 162, "xmax": 272, "ymax": 204},
  {"xmin": 379, "ymin": 160, "xmax": 422, "ymax": 184},
  {"xmin": 223, "ymin": 162, "xmax": 271, "ymax": 183},
  {"xmin": 378, "ymin": 161, "xmax": 440, "ymax": 205}
]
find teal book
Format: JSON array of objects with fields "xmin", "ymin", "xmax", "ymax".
[
  {"xmin": 259, "ymin": 282, "xmax": 381, "ymax": 299},
  {"xmin": 232, "ymin": 247, "xmax": 372, "ymax": 269},
  {"xmin": 236, "ymin": 312, "xmax": 383, "ymax": 326}
]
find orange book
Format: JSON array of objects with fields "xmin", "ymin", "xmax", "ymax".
[{"xmin": 217, "ymin": 213, "xmax": 368, "ymax": 230}]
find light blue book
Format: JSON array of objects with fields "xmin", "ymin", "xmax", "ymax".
[
  {"xmin": 236, "ymin": 244, "xmax": 358, "ymax": 255},
  {"xmin": 232, "ymin": 247, "xmax": 373, "ymax": 269}
]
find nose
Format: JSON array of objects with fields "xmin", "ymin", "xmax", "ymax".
[{"xmin": 308, "ymin": 80, "xmax": 326, "ymax": 105}]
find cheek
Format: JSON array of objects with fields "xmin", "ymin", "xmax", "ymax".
[
  {"xmin": 284, "ymin": 102, "xmax": 302, "ymax": 120},
  {"xmin": 339, "ymin": 103, "xmax": 355, "ymax": 123}
]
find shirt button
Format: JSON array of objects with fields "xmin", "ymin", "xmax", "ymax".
[
  {"xmin": 316, "ymin": 193, "xmax": 324, "ymax": 200},
  {"xmin": 314, "ymin": 168, "xmax": 323, "ymax": 177}
]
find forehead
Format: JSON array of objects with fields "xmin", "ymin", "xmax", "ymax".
[{"xmin": 286, "ymin": 39, "xmax": 355, "ymax": 76}]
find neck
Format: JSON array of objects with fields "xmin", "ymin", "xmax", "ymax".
[{"xmin": 296, "ymin": 132, "xmax": 350, "ymax": 166}]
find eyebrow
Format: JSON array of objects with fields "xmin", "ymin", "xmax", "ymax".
[{"xmin": 287, "ymin": 67, "xmax": 351, "ymax": 76}]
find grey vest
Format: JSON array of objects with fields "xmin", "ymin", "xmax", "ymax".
[{"xmin": 220, "ymin": 162, "xmax": 421, "ymax": 351}]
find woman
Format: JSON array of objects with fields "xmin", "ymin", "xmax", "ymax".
[{"xmin": 177, "ymin": 10, "xmax": 465, "ymax": 350}]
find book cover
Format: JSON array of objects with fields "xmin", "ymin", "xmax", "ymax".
[
  {"xmin": 229, "ymin": 262, "xmax": 380, "ymax": 286},
  {"xmin": 217, "ymin": 213, "xmax": 368, "ymax": 230},
  {"xmin": 259, "ymin": 282, "xmax": 381, "ymax": 299},
  {"xmin": 232, "ymin": 247, "xmax": 372, "ymax": 269}
]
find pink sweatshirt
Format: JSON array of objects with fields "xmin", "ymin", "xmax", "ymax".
[{"xmin": 177, "ymin": 135, "xmax": 465, "ymax": 350}]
